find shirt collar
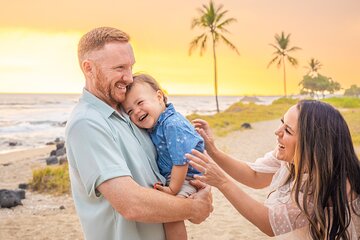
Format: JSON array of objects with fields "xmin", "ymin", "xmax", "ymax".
[{"xmin": 80, "ymin": 88, "xmax": 127, "ymax": 121}]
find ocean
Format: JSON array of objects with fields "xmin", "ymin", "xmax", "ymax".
[{"xmin": 0, "ymin": 93, "xmax": 279, "ymax": 154}]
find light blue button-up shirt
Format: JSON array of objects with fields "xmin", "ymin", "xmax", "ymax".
[
  {"xmin": 149, "ymin": 103, "xmax": 203, "ymax": 179},
  {"xmin": 65, "ymin": 89, "xmax": 166, "ymax": 240}
]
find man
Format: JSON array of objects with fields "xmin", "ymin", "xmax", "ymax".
[{"xmin": 65, "ymin": 27, "xmax": 213, "ymax": 240}]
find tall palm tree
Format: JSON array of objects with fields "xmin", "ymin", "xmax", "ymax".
[
  {"xmin": 267, "ymin": 31, "xmax": 301, "ymax": 97},
  {"xmin": 305, "ymin": 58, "xmax": 322, "ymax": 77},
  {"xmin": 189, "ymin": 0, "xmax": 239, "ymax": 113}
]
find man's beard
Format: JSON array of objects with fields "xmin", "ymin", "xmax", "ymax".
[{"xmin": 95, "ymin": 68, "xmax": 117, "ymax": 106}]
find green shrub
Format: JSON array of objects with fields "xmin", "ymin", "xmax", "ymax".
[
  {"xmin": 30, "ymin": 164, "xmax": 70, "ymax": 195},
  {"xmin": 187, "ymin": 99, "xmax": 297, "ymax": 136},
  {"xmin": 272, "ymin": 97, "xmax": 299, "ymax": 105},
  {"xmin": 322, "ymin": 97, "xmax": 360, "ymax": 108},
  {"xmin": 341, "ymin": 109, "xmax": 360, "ymax": 145}
]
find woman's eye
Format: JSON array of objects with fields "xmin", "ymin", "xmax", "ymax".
[{"xmin": 285, "ymin": 128, "xmax": 291, "ymax": 134}]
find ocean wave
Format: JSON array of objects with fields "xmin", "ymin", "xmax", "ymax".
[{"xmin": 0, "ymin": 120, "xmax": 66, "ymax": 134}]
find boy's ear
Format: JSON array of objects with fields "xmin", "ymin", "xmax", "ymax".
[{"xmin": 156, "ymin": 90, "xmax": 165, "ymax": 102}]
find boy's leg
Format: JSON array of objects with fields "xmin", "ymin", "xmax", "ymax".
[
  {"xmin": 164, "ymin": 221, "xmax": 187, "ymax": 240},
  {"xmin": 162, "ymin": 179, "xmax": 197, "ymax": 240}
]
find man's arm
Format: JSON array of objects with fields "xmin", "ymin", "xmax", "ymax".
[{"xmin": 97, "ymin": 176, "xmax": 212, "ymax": 223}]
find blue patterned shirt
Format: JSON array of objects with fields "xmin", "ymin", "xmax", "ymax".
[{"xmin": 149, "ymin": 103, "xmax": 204, "ymax": 179}]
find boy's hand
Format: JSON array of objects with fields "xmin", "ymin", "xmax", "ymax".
[{"xmin": 154, "ymin": 183, "xmax": 176, "ymax": 195}]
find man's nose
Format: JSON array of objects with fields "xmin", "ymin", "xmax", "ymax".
[{"xmin": 123, "ymin": 69, "xmax": 133, "ymax": 84}]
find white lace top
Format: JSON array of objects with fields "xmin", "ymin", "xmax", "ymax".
[{"xmin": 248, "ymin": 152, "xmax": 360, "ymax": 239}]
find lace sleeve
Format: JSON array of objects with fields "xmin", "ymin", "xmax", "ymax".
[
  {"xmin": 247, "ymin": 151, "xmax": 282, "ymax": 173},
  {"xmin": 268, "ymin": 201, "xmax": 309, "ymax": 236}
]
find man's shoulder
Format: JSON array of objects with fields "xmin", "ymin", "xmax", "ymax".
[{"xmin": 66, "ymin": 102, "xmax": 109, "ymax": 132}]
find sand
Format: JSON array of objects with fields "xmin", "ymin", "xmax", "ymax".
[{"xmin": 0, "ymin": 119, "xmax": 280, "ymax": 240}]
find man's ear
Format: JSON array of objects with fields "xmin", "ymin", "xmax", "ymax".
[{"xmin": 82, "ymin": 60, "xmax": 95, "ymax": 79}]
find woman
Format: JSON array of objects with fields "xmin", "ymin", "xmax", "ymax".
[{"xmin": 187, "ymin": 100, "xmax": 360, "ymax": 239}]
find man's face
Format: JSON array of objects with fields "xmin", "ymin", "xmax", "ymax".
[{"xmin": 89, "ymin": 42, "xmax": 135, "ymax": 108}]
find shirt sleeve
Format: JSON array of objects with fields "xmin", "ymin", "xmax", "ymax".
[
  {"xmin": 247, "ymin": 151, "xmax": 282, "ymax": 173},
  {"xmin": 268, "ymin": 192, "xmax": 310, "ymax": 236},
  {"xmin": 66, "ymin": 118, "xmax": 131, "ymax": 197},
  {"xmin": 163, "ymin": 120, "xmax": 204, "ymax": 166}
]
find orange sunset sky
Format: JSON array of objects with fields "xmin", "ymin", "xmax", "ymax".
[{"xmin": 0, "ymin": 0, "xmax": 359, "ymax": 96}]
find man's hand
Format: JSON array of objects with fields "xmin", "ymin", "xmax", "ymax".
[{"xmin": 188, "ymin": 184, "xmax": 213, "ymax": 224}]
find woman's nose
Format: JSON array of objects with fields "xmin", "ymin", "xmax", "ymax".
[{"xmin": 274, "ymin": 126, "xmax": 283, "ymax": 137}]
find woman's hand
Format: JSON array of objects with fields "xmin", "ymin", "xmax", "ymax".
[
  {"xmin": 192, "ymin": 119, "xmax": 217, "ymax": 155},
  {"xmin": 186, "ymin": 149, "xmax": 229, "ymax": 189}
]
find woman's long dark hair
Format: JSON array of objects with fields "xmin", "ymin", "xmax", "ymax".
[{"xmin": 292, "ymin": 100, "xmax": 360, "ymax": 239}]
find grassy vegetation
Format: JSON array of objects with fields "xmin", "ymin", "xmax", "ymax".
[
  {"xmin": 322, "ymin": 97, "xmax": 360, "ymax": 108},
  {"xmin": 321, "ymin": 97, "xmax": 360, "ymax": 145},
  {"xmin": 187, "ymin": 97, "xmax": 298, "ymax": 136},
  {"xmin": 341, "ymin": 108, "xmax": 360, "ymax": 145},
  {"xmin": 30, "ymin": 164, "xmax": 70, "ymax": 195},
  {"xmin": 187, "ymin": 96, "xmax": 360, "ymax": 149}
]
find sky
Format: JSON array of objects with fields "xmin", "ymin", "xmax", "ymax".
[{"xmin": 0, "ymin": 0, "xmax": 359, "ymax": 96}]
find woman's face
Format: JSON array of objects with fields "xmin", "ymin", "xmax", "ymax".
[{"xmin": 274, "ymin": 105, "xmax": 299, "ymax": 163}]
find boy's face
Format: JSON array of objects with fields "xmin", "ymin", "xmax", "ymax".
[{"xmin": 122, "ymin": 83, "xmax": 166, "ymax": 129}]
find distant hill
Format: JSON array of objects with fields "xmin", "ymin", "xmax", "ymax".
[{"xmin": 240, "ymin": 96, "xmax": 262, "ymax": 103}]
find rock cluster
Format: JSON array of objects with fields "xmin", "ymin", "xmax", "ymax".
[{"xmin": 45, "ymin": 138, "xmax": 68, "ymax": 166}]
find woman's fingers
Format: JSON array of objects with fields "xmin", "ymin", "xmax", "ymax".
[
  {"xmin": 192, "ymin": 119, "xmax": 208, "ymax": 130},
  {"xmin": 196, "ymin": 128, "xmax": 208, "ymax": 140},
  {"xmin": 191, "ymin": 149, "xmax": 210, "ymax": 163},
  {"xmin": 189, "ymin": 159, "xmax": 206, "ymax": 173}
]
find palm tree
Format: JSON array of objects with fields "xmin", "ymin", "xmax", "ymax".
[
  {"xmin": 189, "ymin": 0, "xmax": 239, "ymax": 113},
  {"xmin": 267, "ymin": 32, "xmax": 301, "ymax": 97},
  {"xmin": 305, "ymin": 58, "xmax": 322, "ymax": 77}
]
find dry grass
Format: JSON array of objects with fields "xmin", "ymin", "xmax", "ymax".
[{"xmin": 30, "ymin": 164, "xmax": 70, "ymax": 195}]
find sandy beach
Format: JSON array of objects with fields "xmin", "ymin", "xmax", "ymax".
[{"xmin": 0, "ymin": 119, "xmax": 280, "ymax": 240}]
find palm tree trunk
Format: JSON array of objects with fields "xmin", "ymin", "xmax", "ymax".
[
  {"xmin": 212, "ymin": 36, "xmax": 220, "ymax": 113},
  {"xmin": 282, "ymin": 56, "xmax": 287, "ymax": 97}
]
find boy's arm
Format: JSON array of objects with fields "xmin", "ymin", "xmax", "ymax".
[{"xmin": 155, "ymin": 164, "xmax": 189, "ymax": 195}]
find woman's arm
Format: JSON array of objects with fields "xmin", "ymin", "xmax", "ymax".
[
  {"xmin": 193, "ymin": 119, "xmax": 274, "ymax": 189},
  {"xmin": 187, "ymin": 149, "xmax": 274, "ymax": 236}
]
